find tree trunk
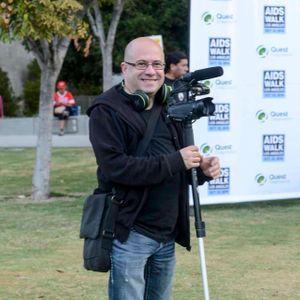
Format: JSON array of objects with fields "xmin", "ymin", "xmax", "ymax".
[
  {"xmin": 102, "ymin": 45, "xmax": 113, "ymax": 91},
  {"xmin": 30, "ymin": 37, "xmax": 70, "ymax": 201},
  {"xmin": 32, "ymin": 68, "xmax": 58, "ymax": 200},
  {"xmin": 87, "ymin": 0, "xmax": 125, "ymax": 92}
]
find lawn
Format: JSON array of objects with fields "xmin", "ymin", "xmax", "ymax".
[{"xmin": 0, "ymin": 148, "xmax": 299, "ymax": 299}]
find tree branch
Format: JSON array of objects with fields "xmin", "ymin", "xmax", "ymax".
[
  {"xmin": 87, "ymin": 0, "xmax": 106, "ymax": 50},
  {"xmin": 107, "ymin": 0, "xmax": 125, "ymax": 48},
  {"xmin": 40, "ymin": 39, "xmax": 50, "ymax": 62},
  {"xmin": 25, "ymin": 38, "xmax": 45, "ymax": 69}
]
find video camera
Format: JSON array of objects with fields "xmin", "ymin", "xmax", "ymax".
[{"xmin": 167, "ymin": 66, "xmax": 224, "ymax": 122}]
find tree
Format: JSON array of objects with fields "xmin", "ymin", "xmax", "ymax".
[
  {"xmin": 59, "ymin": 0, "xmax": 189, "ymax": 94},
  {"xmin": 86, "ymin": 0, "xmax": 125, "ymax": 91},
  {"xmin": 115, "ymin": 0, "xmax": 189, "ymax": 57},
  {"xmin": 0, "ymin": 0, "xmax": 87, "ymax": 200}
]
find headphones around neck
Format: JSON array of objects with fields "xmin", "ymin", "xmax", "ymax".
[{"xmin": 117, "ymin": 81, "xmax": 172, "ymax": 112}]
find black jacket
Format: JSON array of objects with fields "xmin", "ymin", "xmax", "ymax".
[{"xmin": 87, "ymin": 85, "xmax": 210, "ymax": 250}]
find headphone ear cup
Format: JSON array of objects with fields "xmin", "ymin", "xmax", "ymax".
[
  {"xmin": 155, "ymin": 83, "xmax": 172, "ymax": 104},
  {"xmin": 117, "ymin": 82, "xmax": 149, "ymax": 111},
  {"xmin": 117, "ymin": 81, "xmax": 171, "ymax": 110},
  {"xmin": 130, "ymin": 90, "xmax": 149, "ymax": 111}
]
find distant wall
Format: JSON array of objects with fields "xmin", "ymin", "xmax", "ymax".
[
  {"xmin": 0, "ymin": 115, "xmax": 89, "ymax": 135},
  {"xmin": 0, "ymin": 41, "xmax": 34, "ymax": 96}
]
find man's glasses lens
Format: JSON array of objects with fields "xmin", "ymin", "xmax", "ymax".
[{"xmin": 126, "ymin": 61, "xmax": 165, "ymax": 70}]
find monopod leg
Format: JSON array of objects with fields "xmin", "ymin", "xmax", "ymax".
[
  {"xmin": 185, "ymin": 122, "xmax": 210, "ymax": 300},
  {"xmin": 191, "ymin": 170, "xmax": 210, "ymax": 300},
  {"xmin": 197, "ymin": 229, "xmax": 210, "ymax": 300}
]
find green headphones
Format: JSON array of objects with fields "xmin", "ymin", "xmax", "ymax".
[{"xmin": 118, "ymin": 81, "xmax": 172, "ymax": 112}]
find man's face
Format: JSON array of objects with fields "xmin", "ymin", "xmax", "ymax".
[
  {"xmin": 121, "ymin": 40, "xmax": 165, "ymax": 97},
  {"xmin": 171, "ymin": 58, "xmax": 189, "ymax": 78}
]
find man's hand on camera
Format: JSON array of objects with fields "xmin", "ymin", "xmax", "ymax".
[
  {"xmin": 179, "ymin": 145, "xmax": 201, "ymax": 170},
  {"xmin": 200, "ymin": 156, "xmax": 221, "ymax": 179}
]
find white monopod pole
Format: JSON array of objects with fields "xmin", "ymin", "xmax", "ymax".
[{"xmin": 185, "ymin": 122, "xmax": 210, "ymax": 300}]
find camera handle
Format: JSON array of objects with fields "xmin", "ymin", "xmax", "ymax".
[{"xmin": 184, "ymin": 120, "xmax": 210, "ymax": 300}]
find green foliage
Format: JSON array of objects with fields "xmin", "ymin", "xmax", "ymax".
[
  {"xmin": 113, "ymin": 0, "xmax": 189, "ymax": 69},
  {"xmin": 22, "ymin": 59, "xmax": 41, "ymax": 116},
  {"xmin": 0, "ymin": 0, "xmax": 87, "ymax": 41},
  {"xmin": 0, "ymin": 67, "xmax": 18, "ymax": 116},
  {"xmin": 59, "ymin": 39, "xmax": 102, "ymax": 94},
  {"xmin": 60, "ymin": 0, "xmax": 189, "ymax": 92},
  {"xmin": 95, "ymin": 0, "xmax": 189, "ymax": 69}
]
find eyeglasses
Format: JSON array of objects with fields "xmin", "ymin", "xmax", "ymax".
[{"xmin": 125, "ymin": 60, "xmax": 165, "ymax": 70}]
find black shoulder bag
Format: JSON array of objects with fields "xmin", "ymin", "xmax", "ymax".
[{"xmin": 79, "ymin": 104, "xmax": 162, "ymax": 272}]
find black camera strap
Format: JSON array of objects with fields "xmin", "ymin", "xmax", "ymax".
[{"xmin": 102, "ymin": 103, "xmax": 162, "ymax": 250}]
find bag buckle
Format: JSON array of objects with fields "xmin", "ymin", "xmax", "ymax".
[
  {"xmin": 102, "ymin": 230, "xmax": 114, "ymax": 239},
  {"xmin": 111, "ymin": 195, "xmax": 124, "ymax": 206}
]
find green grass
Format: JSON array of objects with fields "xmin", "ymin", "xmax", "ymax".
[{"xmin": 0, "ymin": 148, "xmax": 299, "ymax": 299}]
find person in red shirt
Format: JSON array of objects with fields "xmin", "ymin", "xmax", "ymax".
[{"xmin": 53, "ymin": 81, "xmax": 75, "ymax": 135}]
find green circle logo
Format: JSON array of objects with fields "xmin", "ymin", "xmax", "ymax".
[
  {"xmin": 256, "ymin": 45, "xmax": 269, "ymax": 58},
  {"xmin": 203, "ymin": 80, "xmax": 213, "ymax": 89},
  {"xmin": 200, "ymin": 143, "xmax": 212, "ymax": 155},
  {"xmin": 202, "ymin": 12, "xmax": 214, "ymax": 25},
  {"xmin": 255, "ymin": 173, "xmax": 267, "ymax": 185},
  {"xmin": 256, "ymin": 110, "xmax": 268, "ymax": 122}
]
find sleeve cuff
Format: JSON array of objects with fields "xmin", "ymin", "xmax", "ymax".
[{"xmin": 166, "ymin": 151, "xmax": 187, "ymax": 175}]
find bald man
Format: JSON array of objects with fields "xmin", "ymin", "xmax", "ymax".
[{"xmin": 87, "ymin": 37, "xmax": 220, "ymax": 300}]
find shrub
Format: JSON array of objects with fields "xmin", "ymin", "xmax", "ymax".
[
  {"xmin": 0, "ymin": 67, "xmax": 18, "ymax": 116},
  {"xmin": 23, "ymin": 60, "xmax": 41, "ymax": 116}
]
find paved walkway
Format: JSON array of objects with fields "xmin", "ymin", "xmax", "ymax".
[{"xmin": 0, "ymin": 134, "xmax": 91, "ymax": 148}]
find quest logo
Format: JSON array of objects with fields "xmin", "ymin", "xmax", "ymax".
[
  {"xmin": 202, "ymin": 80, "xmax": 213, "ymax": 89},
  {"xmin": 256, "ymin": 110, "xmax": 289, "ymax": 123},
  {"xmin": 257, "ymin": 45, "xmax": 290, "ymax": 58},
  {"xmin": 256, "ymin": 45, "xmax": 269, "ymax": 58},
  {"xmin": 204, "ymin": 79, "xmax": 234, "ymax": 90},
  {"xmin": 200, "ymin": 143, "xmax": 212, "ymax": 156},
  {"xmin": 201, "ymin": 11, "xmax": 234, "ymax": 25},
  {"xmin": 200, "ymin": 143, "xmax": 233, "ymax": 156},
  {"xmin": 201, "ymin": 12, "xmax": 214, "ymax": 25},
  {"xmin": 255, "ymin": 173, "xmax": 267, "ymax": 185},
  {"xmin": 256, "ymin": 110, "xmax": 268, "ymax": 123},
  {"xmin": 255, "ymin": 173, "xmax": 289, "ymax": 186}
]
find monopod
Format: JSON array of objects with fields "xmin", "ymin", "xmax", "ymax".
[
  {"xmin": 167, "ymin": 66, "xmax": 224, "ymax": 299},
  {"xmin": 185, "ymin": 120, "xmax": 210, "ymax": 300}
]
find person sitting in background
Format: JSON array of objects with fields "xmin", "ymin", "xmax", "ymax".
[
  {"xmin": 164, "ymin": 51, "xmax": 189, "ymax": 87},
  {"xmin": 53, "ymin": 80, "xmax": 75, "ymax": 136}
]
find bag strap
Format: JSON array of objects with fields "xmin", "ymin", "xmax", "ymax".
[
  {"xmin": 102, "ymin": 104, "xmax": 163, "ymax": 250},
  {"xmin": 101, "ymin": 193, "xmax": 123, "ymax": 250},
  {"xmin": 135, "ymin": 103, "xmax": 162, "ymax": 155}
]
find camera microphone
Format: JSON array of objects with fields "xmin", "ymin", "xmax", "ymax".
[{"xmin": 180, "ymin": 66, "xmax": 224, "ymax": 82}]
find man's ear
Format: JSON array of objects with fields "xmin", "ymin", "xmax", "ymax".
[
  {"xmin": 120, "ymin": 62, "xmax": 127, "ymax": 74},
  {"xmin": 170, "ymin": 63, "xmax": 176, "ymax": 71}
]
